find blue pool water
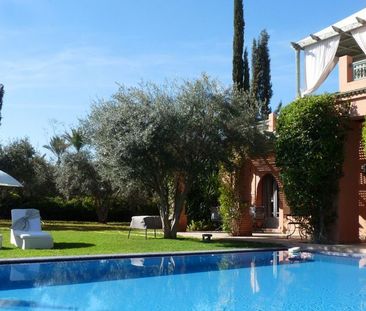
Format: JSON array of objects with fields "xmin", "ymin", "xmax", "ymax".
[{"xmin": 0, "ymin": 251, "xmax": 365, "ymax": 310}]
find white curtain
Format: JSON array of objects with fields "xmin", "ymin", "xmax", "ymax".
[
  {"xmin": 352, "ymin": 26, "xmax": 366, "ymax": 55},
  {"xmin": 302, "ymin": 35, "xmax": 340, "ymax": 96}
]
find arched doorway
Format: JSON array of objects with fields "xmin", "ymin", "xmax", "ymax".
[{"xmin": 261, "ymin": 174, "xmax": 279, "ymax": 228}]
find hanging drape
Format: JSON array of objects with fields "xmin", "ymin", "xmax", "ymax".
[
  {"xmin": 351, "ymin": 26, "xmax": 366, "ymax": 55},
  {"xmin": 302, "ymin": 35, "xmax": 340, "ymax": 96}
]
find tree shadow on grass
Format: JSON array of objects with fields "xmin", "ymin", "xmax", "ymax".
[
  {"xmin": 53, "ymin": 242, "xmax": 95, "ymax": 249},
  {"xmin": 43, "ymin": 224, "xmax": 130, "ymax": 232}
]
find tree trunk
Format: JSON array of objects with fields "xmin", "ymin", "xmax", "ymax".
[
  {"xmin": 158, "ymin": 174, "xmax": 189, "ymax": 239},
  {"xmin": 158, "ymin": 194, "xmax": 173, "ymax": 238},
  {"xmin": 95, "ymin": 196, "xmax": 109, "ymax": 223}
]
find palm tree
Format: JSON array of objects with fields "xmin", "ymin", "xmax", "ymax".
[
  {"xmin": 64, "ymin": 128, "xmax": 84, "ymax": 152},
  {"xmin": 43, "ymin": 135, "xmax": 68, "ymax": 164}
]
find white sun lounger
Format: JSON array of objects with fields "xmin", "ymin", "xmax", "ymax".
[{"xmin": 10, "ymin": 209, "xmax": 54, "ymax": 249}]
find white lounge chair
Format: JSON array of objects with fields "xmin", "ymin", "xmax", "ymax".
[{"xmin": 10, "ymin": 209, "xmax": 54, "ymax": 249}]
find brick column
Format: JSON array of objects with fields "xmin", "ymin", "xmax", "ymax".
[{"xmin": 236, "ymin": 207, "xmax": 253, "ymax": 236}]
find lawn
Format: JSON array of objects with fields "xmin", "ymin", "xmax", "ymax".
[{"xmin": 0, "ymin": 220, "xmax": 280, "ymax": 259}]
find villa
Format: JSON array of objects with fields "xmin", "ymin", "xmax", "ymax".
[{"xmin": 237, "ymin": 8, "xmax": 366, "ymax": 243}]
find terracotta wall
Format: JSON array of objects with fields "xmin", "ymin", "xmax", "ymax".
[
  {"xmin": 333, "ymin": 119, "xmax": 366, "ymax": 243},
  {"xmin": 236, "ymin": 160, "xmax": 254, "ymax": 235},
  {"xmin": 333, "ymin": 120, "xmax": 361, "ymax": 242},
  {"xmin": 239, "ymin": 155, "xmax": 290, "ymax": 233},
  {"xmin": 336, "ymin": 55, "xmax": 366, "ymax": 242}
]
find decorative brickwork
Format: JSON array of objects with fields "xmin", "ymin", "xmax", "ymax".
[
  {"xmin": 238, "ymin": 154, "xmax": 290, "ymax": 234},
  {"xmin": 236, "ymin": 207, "xmax": 253, "ymax": 236}
]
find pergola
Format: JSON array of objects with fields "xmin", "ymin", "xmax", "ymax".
[{"xmin": 291, "ymin": 8, "xmax": 366, "ymax": 97}]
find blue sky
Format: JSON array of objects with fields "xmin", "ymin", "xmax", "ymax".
[{"xmin": 0, "ymin": 0, "xmax": 365, "ymax": 153}]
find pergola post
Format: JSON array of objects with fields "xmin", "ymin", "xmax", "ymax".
[
  {"xmin": 295, "ymin": 49, "xmax": 301, "ymax": 98},
  {"xmin": 291, "ymin": 42, "xmax": 302, "ymax": 98}
]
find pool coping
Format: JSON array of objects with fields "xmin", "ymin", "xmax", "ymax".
[{"xmin": 0, "ymin": 247, "xmax": 287, "ymax": 265}]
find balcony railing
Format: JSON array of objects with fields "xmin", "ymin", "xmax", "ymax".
[{"xmin": 353, "ymin": 59, "xmax": 366, "ymax": 81}]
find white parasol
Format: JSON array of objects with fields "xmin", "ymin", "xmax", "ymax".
[{"xmin": 0, "ymin": 170, "xmax": 23, "ymax": 187}]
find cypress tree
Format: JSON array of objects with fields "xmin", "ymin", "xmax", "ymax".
[
  {"xmin": 251, "ymin": 39, "xmax": 259, "ymax": 100},
  {"xmin": 0, "ymin": 84, "xmax": 4, "ymax": 124},
  {"xmin": 251, "ymin": 30, "xmax": 273, "ymax": 119},
  {"xmin": 232, "ymin": 0, "xmax": 244, "ymax": 90},
  {"xmin": 243, "ymin": 48, "xmax": 250, "ymax": 92},
  {"xmin": 258, "ymin": 30, "xmax": 272, "ymax": 118}
]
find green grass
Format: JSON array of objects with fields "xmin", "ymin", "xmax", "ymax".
[{"xmin": 0, "ymin": 220, "xmax": 280, "ymax": 259}]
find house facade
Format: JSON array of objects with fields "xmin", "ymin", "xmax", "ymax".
[{"xmin": 237, "ymin": 8, "xmax": 366, "ymax": 243}]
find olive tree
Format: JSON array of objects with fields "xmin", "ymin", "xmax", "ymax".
[
  {"xmin": 0, "ymin": 138, "xmax": 56, "ymax": 198},
  {"xmin": 55, "ymin": 151, "xmax": 115, "ymax": 223},
  {"xmin": 85, "ymin": 76, "xmax": 260, "ymax": 238}
]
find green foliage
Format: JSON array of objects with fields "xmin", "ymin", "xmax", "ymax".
[
  {"xmin": 63, "ymin": 128, "xmax": 85, "ymax": 152},
  {"xmin": 243, "ymin": 48, "xmax": 250, "ymax": 92},
  {"xmin": 251, "ymin": 39, "xmax": 258, "ymax": 98},
  {"xmin": 43, "ymin": 135, "xmax": 68, "ymax": 164},
  {"xmin": 187, "ymin": 220, "xmax": 216, "ymax": 231},
  {"xmin": 251, "ymin": 30, "xmax": 272, "ymax": 119},
  {"xmin": 275, "ymin": 94, "xmax": 349, "ymax": 242},
  {"xmin": 218, "ymin": 179, "xmax": 246, "ymax": 234},
  {"xmin": 186, "ymin": 170, "xmax": 220, "ymax": 224},
  {"xmin": 0, "ymin": 138, "xmax": 56, "ymax": 198},
  {"xmin": 56, "ymin": 151, "xmax": 115, "ymax": 223},
  {"xmin": 56, "ymin": 152, "xmax": 97, "ymax": 199},
  {"xmin": 362, "ymin": 119, "xmax": 366, "ymax": 154},
  {"xmin": 85, "ymin": 75, "xmax": 261, "ymax": 238},
  {"xmin": 0, "ymin": 84, "xmax": 4, "ymax": 124},
  {"xmin": 232, "ymin": 0, "xmax": 244, "ymax": 89}
]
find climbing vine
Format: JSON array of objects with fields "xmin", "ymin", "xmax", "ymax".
[
  {"xmin": 362, "ymin": 119, "xmax": 366, "ymax": 154},
  {"xmin": 275, "ymin": 94, "xmax": 349, "ymax": 242}
]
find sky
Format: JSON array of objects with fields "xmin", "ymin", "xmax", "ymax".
[{"xmin": 0, "ymin": 0, "xmax": 365, "ymax": 154}]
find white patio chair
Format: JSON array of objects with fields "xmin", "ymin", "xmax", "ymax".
[{"xmin": 10, "ymin": 209, "xmax": 53, "ymax": 249}]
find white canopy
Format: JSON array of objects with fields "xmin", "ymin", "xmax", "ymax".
[
  {"xmin": 0, "ymin": 170, "xmax": 23, "ymax": 187},
  {"xmin": 293, "ymin": 8, "xmax": 366, "ymax": 96},
  {"xmin": 296, "ymin": 8, "xmax": 366, "ymax": 49}
]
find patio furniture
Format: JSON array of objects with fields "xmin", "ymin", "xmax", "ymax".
[
  {"xmin": 286, "ymin": 214, "xmax": 308, "ymax": 239},
  {"xmin": 128, "ymin": 216, "xmax": 162, "ymax": 239},
  {"xmin": 251, "ymin": 205, "xmax": 265, "ymax": 229},
  {"xmin": 202, "ymin": 233, "xmax": 212, "ymax": 242},
  {"xmin": 10, "ymin": 209, "xmax": 54, "ymax": 249}
]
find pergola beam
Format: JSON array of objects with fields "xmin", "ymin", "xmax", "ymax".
[
  {"xmin": 356, "ymin": 16, "xmax": 366, "ymax": 25},
  {"xmin": 331, "ymin": 25, "xmax": 353, "ymax": 38},
  {"xmin": 337, "ymin": 45, "xmax": 363, "ymax": 55},
  {"xmin": 290, "ymin": 42, "xmax": 303, "ymax": 50},
  {"xmin": 332, "ymin": 25, "xmax": 343, "ymax": 33},
  {"xmin": 310, "ymin": 34, "xmax": 321, "ymax": 41}
]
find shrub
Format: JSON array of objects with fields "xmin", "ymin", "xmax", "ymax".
[
  {"xmin": 362, "ymin": 119, "xmax": 366, "ymax": 154},
  {"xmin": 186, "ymin": 171, "xmax": 220, "ymax": 224},
  {"xmin": 0, "ymin": 194, "xmax": 159, "ymax": 222},
  {"xmin": 187, "ymin": 220, "xmax": 217, "ymax": 231},
  {"xmin": 218, "ymin": 181, "xmax": 246, "ymax": 234},
  {"xmin": 275, "ymin": 94, "xmax": 349, "ymax": 242}
]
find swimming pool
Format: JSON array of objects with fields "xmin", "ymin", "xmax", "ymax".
[{"xmin": 0, "ymin": 250, "xmax": 365, "ymax": 310}]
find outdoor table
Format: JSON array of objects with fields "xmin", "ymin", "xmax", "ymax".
[
  {"xmin": 285, "ymin": 214, "xmax": 308, "ymax": 239},
  {"xmin": 128, "ymin": 216, "xmax": 162, "ymax": 239}
]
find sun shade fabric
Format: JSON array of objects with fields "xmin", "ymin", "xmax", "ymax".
[
  {"xmin": 11, "ymin": 209, "xmax": 40, "ymax": 231},
  {"xmin": 0, "ymin": 170, "xmax": 22, "ymax": 187},
  {"xmin": 302, "ymin": 35, "xmax": 340, "ymax": 96},
  {"xmin": 352, "ymin": 26, "xmax": 366, "ymax": 55},
  {"xmin": 129, "ymin": 216, "xmax": 162, "ymax": 229}
]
